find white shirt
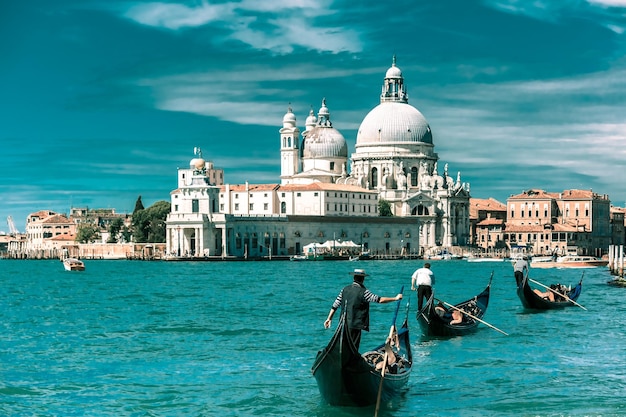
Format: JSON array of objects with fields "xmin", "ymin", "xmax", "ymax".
[
  {"xmin": 514, "ymin": 259, "xmax": 528, "ymax": 273},
  {"xmin": 412, "ymin": 267, "xmax": 434, "ymax": 287}
]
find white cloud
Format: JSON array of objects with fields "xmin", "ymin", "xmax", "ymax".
[
  {"xmin": 120, "ymin": 0, "xmax": 361, "ymax": 54},
  {"xmin": 587, "ymin": 0, "xmax": 626, "ymax": 7},
  {"xmin": 123, "ymin": 2, "xmax": 234, "ymax": 30}
]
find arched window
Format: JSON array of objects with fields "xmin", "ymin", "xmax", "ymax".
[
  {"xmin": 411, "ymin": 204, "xmax": 429, "ymax": 216},
  {"xmin": 371, "ymin": 167, "xmax": 378, "ymax": 188},
  {"xmin": 281, "ymin": 201, "xmax": 286, "ymax": 214}
]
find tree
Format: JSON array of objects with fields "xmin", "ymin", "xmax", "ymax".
[
  {"xmin": 133, "ymin": 195, "xmax": 145, "ymax": 213},
  {"xmin": 379, "ymin": 199, "xmax": 393, "ymax": 217},
  {"xmin": 131, "ymin": 200, "xmax": 170, "ymax": 243},
  {"xmin": 106, "ymin": 217, "xmax": 124, "ymax": 243},
  {"xmin": 76, "ymin": 224, "xmax": 100, "ymax": 243}
]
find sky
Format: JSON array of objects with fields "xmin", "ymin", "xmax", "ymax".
[{"xmin": 2, "ymin": 0, "xmax": 626, "ymax": 232}]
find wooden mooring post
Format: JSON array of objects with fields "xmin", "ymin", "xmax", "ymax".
[{"xmin": 608, "ymin": 245, "xmax": 624, "ymax": 278}]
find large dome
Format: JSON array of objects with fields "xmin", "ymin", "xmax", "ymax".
[
  {"xmin": 302, "ymin": 127, "xmax": 348, "ymax": 158},
  {"xmin": 356, "ymin": 102, "xmax": 432, "ymax": 145}
]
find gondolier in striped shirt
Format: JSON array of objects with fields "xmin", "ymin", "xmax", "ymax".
[{"xmin": 324, "ymin": 268, "xmax": 402, "ymax": 350}]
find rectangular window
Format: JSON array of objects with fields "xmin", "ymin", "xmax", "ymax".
[
  {"xmin": 192, "ymin": 199, "xmax": 199, "ymax": 213},
  {"xmin": 250, "ymin": 203, "xmax": 254, "ymax": 210},
  {"xmin": 235, "ymin": 203, "xmax": 239, "ymax": 210},
  {"xmin": 264, "ymin": 203, "xmax": 268, "ymax": 210}
]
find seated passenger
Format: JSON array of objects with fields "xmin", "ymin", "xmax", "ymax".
[
  {"xmin": 533, "ymin": 288, "xmax": 555, "ymax": 302},
  {"xmin": 435, "ymin": 302, "xmax": 463, "ymax": 324},
  {"xmin": 449, "ymin": 309, "xmax": 463, "ymax": 325}
]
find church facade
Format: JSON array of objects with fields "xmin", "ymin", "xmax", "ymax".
[{"xmin": 165, "ymin": 57, "xmax": 470, "ymax": 259}]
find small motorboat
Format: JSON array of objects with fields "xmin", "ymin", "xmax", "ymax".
[{"xmin": 63, "ymin": 257, "xmax": 85, "ymax": 271}]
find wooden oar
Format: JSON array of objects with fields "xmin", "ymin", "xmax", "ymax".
[
  {"xmin": 436, "ymin": 298, "xmax": 509, "ymax": 336},
  {"xmin": 528, "ymin": 278, "xmax": 587, "ymax": 310},
  {"xmin": 374, "ymin": 286, "xmax": 404, "ymax": 417}
]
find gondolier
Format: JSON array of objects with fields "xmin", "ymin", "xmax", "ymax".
[
  {"xmin": 324, "ymin": 268, "xmax": 402, "ymax": 350},
  {"xmin": 411, "ymin": 262, "xmax": 435, "ymax": 311},
  {"xmin": 513, "ymin": 256, "xmax": 529, "ymax": 286}
]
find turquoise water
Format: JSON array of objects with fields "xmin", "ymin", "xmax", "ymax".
[{"xmin": 1, "ymin": 258, "xmax": 625, "ymax": 416}]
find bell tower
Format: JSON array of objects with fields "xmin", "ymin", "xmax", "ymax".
[{"xmin": 280, "ymin": 105, "xmax": 301, "ymax": 184}]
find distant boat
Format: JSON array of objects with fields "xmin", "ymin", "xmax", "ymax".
[
  {"xmin": 607, "ymin": 277, "xmax": 626, "ymax": 287},
  {"xmin": 427, "ymin": 250, "xmax": 462, "ymax": 260},
  {"xmin": 531, "ymin": 255, "xmax": 608, "ymax": 269},
  {"xmin": 516, "ymin": 274, "xmax": 583, "ymax": 310},
  {"xmin": 63, "ymin": 257, "xmax": 85, "ymax": 271},
  {"xmin": 466, "ymin": 256, "xmax": 505, "ymax": 263},
  {"xmin": 290, "ymin": 255, "xmax": 307, "ymax": 261},
  {"xmin": 417, "ymin": 275, "xmax": 492, "ymax": 337},
  {"xmin": 358, "ymin": 251, "xmax": 372, "ymax": 260}
]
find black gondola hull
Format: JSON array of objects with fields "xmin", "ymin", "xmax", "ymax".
[
  {"xmin": 311, "ymin": 316, "xmax": 412, "ymax": 407},
  {"xmin": 516, "ymin": 275, "xmax": 583, "ymax": 310},
  {"xmin": 416, "ymin": 279, "xmax": 491, "ymax": 337}
]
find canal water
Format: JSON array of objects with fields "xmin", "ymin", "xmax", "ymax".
[{"xmin": 1, "ymin": 258, "xmax": 624, "ymax": 416}]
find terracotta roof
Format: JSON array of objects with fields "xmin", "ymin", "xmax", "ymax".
[
  {"xmin": 220, "ymin": 182, "xmax": 377, "ymax": 193},
  {"xmin": 28, "ymin": 210, "xmax": 59, "ymax": 220},
  {"xmin": 42, "ymin": 215, "xmax": 72, "ymax": 224},
  {"xmin": 508, "ymin": 189, "xmax": 558, "ymax": 200},
  {"xmin": 470, "ymin": 198, "xmax": 506, "ymax": 218},
  {"xmin": 559, "ymin": 189, "xmax": 609, "ymax": 200},
  {"xmin": 504, "ymin": 224, "xmax": 546, "ymax": 232},
  {"xmin": 552, "ymin": 223, "xmax": 581, "ymax": 232},
  {"xmin": 476, "ymin": 218, "xmax": 505, "ymax": 226},
  {"xmin": 220, "ymin": 184, "xmax": 280, "ymax": 192}
]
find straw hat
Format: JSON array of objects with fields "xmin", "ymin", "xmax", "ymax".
[{"xmin": 350, "ymin": 268, "xmax": 369, "ymax": 277}]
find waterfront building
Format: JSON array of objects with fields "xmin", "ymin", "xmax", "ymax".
[
  {"xmin": 610, "ymin": 206, "xmax": 626, "ymax": 247},
  {"xmin": 505, "ymin": 189, "xmax": 611, "ymax": 257},
  {"xmin": 165, "ymin": 57, "xmax": 471, "ymax": 258},
  {"xmin": 25, "ymin": 210, "xmax": 76, "ymax": 248},
  {"xmin": 470, "ymin": 198, "xmax": 507, "ymax": 252}
]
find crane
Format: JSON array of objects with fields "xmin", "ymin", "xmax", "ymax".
[{"xmin": 7, "ymin": 216, "xmax": 19, "ymax": 236}]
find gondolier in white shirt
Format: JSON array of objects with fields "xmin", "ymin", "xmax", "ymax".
[
  {"xmin": 513, "ymin": 256, "xmax": 529, "ymax": 287},
  {"xmin": 411, "ymin": 262, "xmax": 435, "ymax": 311}
]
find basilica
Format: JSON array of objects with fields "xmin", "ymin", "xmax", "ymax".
[{"xmin": 165, "ymin": 57, "xmax": 471, "ymax": 259}]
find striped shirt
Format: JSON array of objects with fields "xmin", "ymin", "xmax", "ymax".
[{"xmin": 331, "ymin": 282, "xmax": 380, "ymax": 310}]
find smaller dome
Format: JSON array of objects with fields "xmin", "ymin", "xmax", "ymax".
[
  {"xmin": 302, "ymin": 127, "xmax": 348, "ymax": 159},
  {"xmin": 190, "ymin": 158, "xmax": 205, "ymax": 170},
  {"xmin": 305, "ymin": 108, "xmax": 317, "ymax": 127},
  {"xmin": 282, "ymin": 106, "xmax": 296, "ymax": 127},
  {"xmin": 385, "ymin": 64, "xmax": 402, "ymax": 79}
]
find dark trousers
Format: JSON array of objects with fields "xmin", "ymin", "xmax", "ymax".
[
  {"xmin": 348, "ymin": 328, "xmax": 362, "ymax": 350},
  {"xmin": 417, "ymin": 284, "xmax": 432, "ymax": 311},
  {"xmin": 514, "ymin": 271, "xmax": 523, "ymax": 287}
]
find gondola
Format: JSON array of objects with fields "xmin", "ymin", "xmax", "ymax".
[
  {"xmin": 416, "ymin": 275, "xmax": 492, "ymax": 337},
  {"xmin": 516, "ymin": 274, "xmax": 583, "ymax": 310},
  {"xmin": 311, "ymin": 297, "xmax": 412, "ymax": 407}
]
